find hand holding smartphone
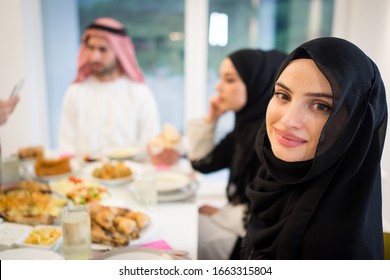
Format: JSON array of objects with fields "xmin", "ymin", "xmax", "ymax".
[{"xmin": 9, "ymin": 79, "xmax": 24, "ymax": 99}]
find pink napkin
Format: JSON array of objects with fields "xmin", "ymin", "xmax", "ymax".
[{"xmin": 137, "ymin": 240, "xmax": 173, "ymax": 250}]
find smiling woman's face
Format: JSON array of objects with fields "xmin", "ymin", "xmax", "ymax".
[{"xmin": 266, "ymin": 58, "xmax": 333, "ymax": 162}]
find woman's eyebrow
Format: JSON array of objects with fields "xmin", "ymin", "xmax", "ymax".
[
  {"xmin": 305, "ymin": 92, "xmax": 333, "ymax": 99},
  {"xmin": 275, "ymin": 82, "xmax": 333, "ymax": 99},
  {"xmin": 275, "ymin": 82, "xmax": 290, "ymax": 92}
]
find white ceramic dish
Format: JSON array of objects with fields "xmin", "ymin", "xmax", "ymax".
[
  {"xmin": 20, "ymin": 156, "xmax": 80, "ymax": 182},
  {"xmin": 105, "ymin": 146, "xmax": 141, "ymax": 160},
  {"xmin": 0, "ymin": 248, "xmax": 64, "ymax": 260},
  {"xmin": 15, "ymin": 225, "xmax": 62, "ymax": 251},
  {"xmin": 0, "ymin": 222, "xmax": 33, "ymax": 251},
  {"xmin": 38, "ymin": 172, "xmax": 74, "ymax": 182},
  {"xmin": 157, "ymin": 183, "xmax": 199, "ymax": 202},
  {"xmin": 155, "ymin": 171, "xmax": 191, "ymax": 193},
  {"xmin": 83, "ymin": 161, "xmax": 144, "ymax": 186}
]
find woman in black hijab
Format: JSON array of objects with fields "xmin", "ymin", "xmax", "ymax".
[
  {"xmin": 242, "ymin": 37, "xmax": 387, "ymax": 260},
  {"xmin": 186, "ymin": 49, "xmax": 286, "ymax": 259}
]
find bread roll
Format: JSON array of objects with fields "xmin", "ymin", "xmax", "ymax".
[{"xmin": 18, "ymin": 146, "xmax": 44, "ymax": 160}]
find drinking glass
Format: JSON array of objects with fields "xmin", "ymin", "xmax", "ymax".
[
  {"xmin": 0, "ymin": 156, "xmax": 20, "ymax": 185},
  {"xmin": 132, "ymin": 165, "xmax": 157, "ymax": 209},
  {"xmin": 61, "ymin": 205, "xmax": 91, "ymax": 260}
]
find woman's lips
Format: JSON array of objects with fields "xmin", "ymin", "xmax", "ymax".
[{"xmin": 274, "ymin": 128, "xmax": 307, "ymax": 147}]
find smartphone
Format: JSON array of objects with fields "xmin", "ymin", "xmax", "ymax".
[{"xmin": 9, "ymin": 79, "xmax": 24, "ymax": 98}]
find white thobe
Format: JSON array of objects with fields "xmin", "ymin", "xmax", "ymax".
[{"xmin": 58, "ymin": 76, "xmax": 160, "ymax": 155}]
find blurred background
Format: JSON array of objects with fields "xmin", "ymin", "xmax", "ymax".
[{"xmin": 1, "ymin": 0, "xmax": 390, "ymax": 226}]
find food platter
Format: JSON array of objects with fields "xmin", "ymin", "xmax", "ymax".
[
  {"xmin": 83, "ymin": 161, "xmax": 144, "ymax": 186},
  {"xmin": 15, "ymin": 225, "xmax": 62, "ymax": 251},
  {"xmin": 20, "ymin": 157, "xmax": 79, "ymax": 182},
  {"xmin": 50, "ymin": 177, "xmax": 109, "ymax": 205},
  {"xmin": 89, "ymin": 203, "xmax": 157, "ymax": 247},
  {"xmin": 0, "ymin": 181, "xmax": 68, "ymax": 226}
]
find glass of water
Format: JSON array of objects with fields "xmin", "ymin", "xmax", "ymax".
[
  {"xmin": 0, "ymin": 156, "xmax": 20, "ymax": 185},
  {"xmin": 132, "ymin": 165, "xmax": 157, "ymax": 209},
  {"xmin": 61, "ymin": 205, "xmax": 91, "ymax": 260}
]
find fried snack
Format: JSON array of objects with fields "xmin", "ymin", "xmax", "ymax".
[
  {"xmin": 113, "ymin": 216, "xmax": 137, "ymax": 236},
  {"xmin": 89, "ymin": 204, "xmax": 150, "ymax": 247},
  {"xmin": 16, "ymin": 180, "xmax": 51, "ymax": 193},
  {"xmin": 92, "ymin": 161, "xmax": 132, "ymax": 179},
  {"xmin": 91, "ymin": 222, "xmax": 114, "ymax": 245},
  {"xmin": 24, "ymin": 227, "xmax": 61, "ymax": 246},
  {"xmin": 35, "ymin": 157, "xmax": 71, "ymax": 176},
  {"xmin": 18, "ymin": 146, "xmax": 44, "ymax": 160},
  {"xmin": 124, "ymin": 211, "xmax": 150, "ymax": 229},
  {"xmin": 93, "ymin": 206, "xmax": 116, "ymax": 230}
]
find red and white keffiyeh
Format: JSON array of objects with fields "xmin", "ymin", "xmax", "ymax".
[{"xmin": 74, "ymin": 17, "xmax": 144, "ymax": 83}]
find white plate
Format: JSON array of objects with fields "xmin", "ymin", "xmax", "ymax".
[
  {"xmin": 157, "ymin": 183, "xmax": 198, "ymax": 202},
  {"xmin": 15, "ymin": 225, "xmax": 62, "ymax": 251},
  {"xmin": 155, "ymin": 171, "xmax": 191, "ymax": 193},
  {"xmin": 83, "ymin": 161, "xmax": 144, "ymax": 186},
  {"xmin": 93, "ymin": 202, "xmax": 157, "ymax": 246},
  {"xmin": 0, "ymin": 248, "xmax": 64, "ymax": 260},
  {"xmin": 21, "ymin": 156, "xmax": 80, "ymax": 182},
  {"xmin": 93, "ymin": 247, "xmax": 177, "ymax": 260},
  {"xmin": 105, "ymin": 146, "xmax": 141, "ymax": 160},
  {"xmin": 50, "ymin": 177, "xmax": 109, "ymax": 205},
  {"xmin": 129, "ymin": 212, "xmax": 157, "ymax": 246},
  {"xmin": 38, "ymin": 172, "xmax": 73, "ymax": 182}
]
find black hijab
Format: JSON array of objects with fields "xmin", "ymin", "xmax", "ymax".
[
  {"xmin": 226, "ymin": 49, "xmax": 287, "ymax": 203},
  {"xmin": 243, "ymin": 37, "xmax": 387, "ymax": 259}
]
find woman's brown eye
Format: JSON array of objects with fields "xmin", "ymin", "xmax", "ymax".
[
  {"xmin": 315, "ymin": 103, "xmax": 331, "ymax": 111},
  {"xmin": 274, "ymin": 92, "xmax": 289, "ymax": 101}
]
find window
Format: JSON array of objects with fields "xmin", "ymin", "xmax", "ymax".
[
  {"xmin": 206, "ymin": 0, "xmax": 334, "ymax": 138},
  {"xmin": 78, "ymin": 0, "xmax": 185, "ymax": 132}
]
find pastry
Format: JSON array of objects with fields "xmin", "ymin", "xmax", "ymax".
[
  {"xmin": 35, "ymin": 157, "xmax": 71, "ymax": 176},
  {"xmin": 18, "ymin": 146, "xmax": 44, "ymax": 160}
]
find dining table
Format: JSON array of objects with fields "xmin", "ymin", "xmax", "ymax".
[{"xmin": 0, "ymin": 154, "xmax": 202, "ymax": 260}]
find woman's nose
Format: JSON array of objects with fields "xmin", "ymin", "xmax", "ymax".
[{"xmin": 280, "ymin": 103, "xmax": 305, "ymax": 129}]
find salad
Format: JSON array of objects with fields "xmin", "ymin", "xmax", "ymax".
[{"xmin": 52, "ymin": 176, "xmax": 109, "ymax": 205}]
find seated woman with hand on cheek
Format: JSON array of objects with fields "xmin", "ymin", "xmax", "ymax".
[
  {"xmin": 242, "ymin": 37, "xmax": 387, "ymax": 260},
  {"xmin": 187, "ymin": 49, "xmax": 287, "ymax": 260}
]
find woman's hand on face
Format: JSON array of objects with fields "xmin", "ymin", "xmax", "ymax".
[
  {"xmin": 0, "ymin": 96, "xmax": 19, "ymax": 125},
  {"xmin": 204, "ymin": 94, "xmax": 226, "ymax": 123},
  {"xmin": 199, "ymin": 204, "xmax": 220, "ymax": 216}
]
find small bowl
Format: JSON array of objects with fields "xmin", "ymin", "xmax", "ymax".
[{"xmin": 15, "ymin": 225, "xmax": 62, "ymax": 251}]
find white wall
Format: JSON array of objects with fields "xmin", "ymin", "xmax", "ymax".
[
  {"xmin": 333, "ymin": 0, "xmax": 390, "ymax": 226},
  {"xmin": 184, "ymin": 0, "xmax": 209, "ymax": 122},
  {"xmin": 0, "ymin": 0, "xmax": 50, "ymax": 157}
]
